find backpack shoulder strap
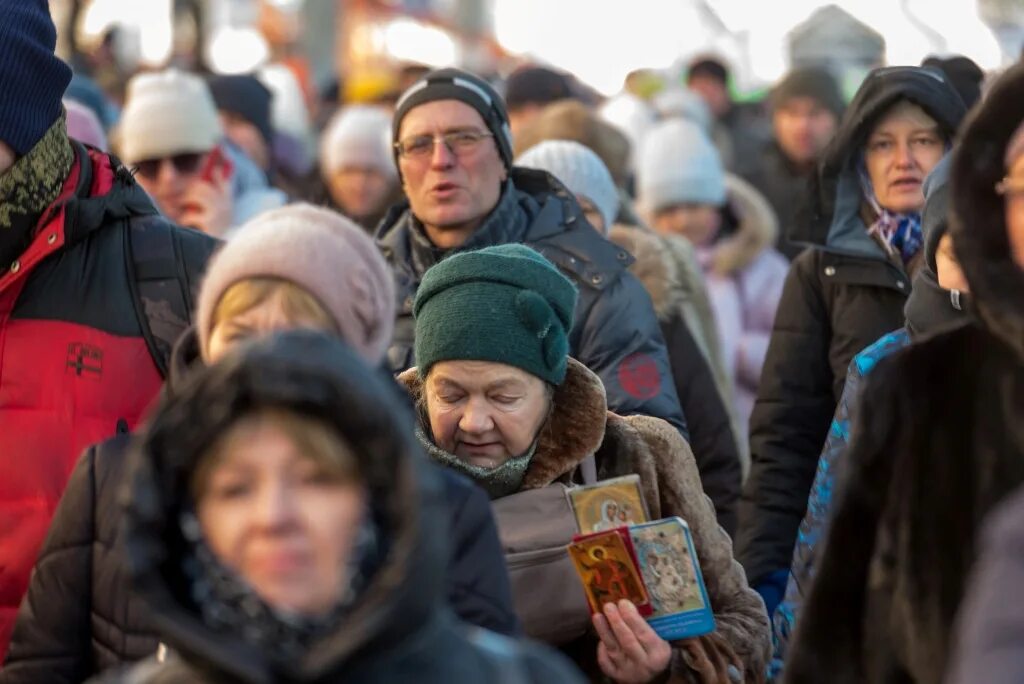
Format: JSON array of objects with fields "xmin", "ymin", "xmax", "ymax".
[{"xmin": 124, "ymin": 215, "xmax": 192, "ymax": 378}]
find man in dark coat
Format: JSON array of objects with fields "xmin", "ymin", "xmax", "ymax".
[
  {"xmin": 784, "ymin": 63, "xmax": 1024, "ymax": 683},
  {"xmin": 376, "ymin": 68, "xmax": 687, "ymax": 435},
  {"xmin": 0, "ymin": 0, "xmax": 216, "ymax": 658},
  {"xmin": 735, "ymin": 67, "xmax": 967, "ymax": 617},
  {"xmin": 741, "ymin": 68, "xmax": 845, "ymax": 259}
]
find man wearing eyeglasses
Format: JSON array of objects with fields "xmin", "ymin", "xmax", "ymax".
[
  {"xmin": 0, "ymin": 0, "xmax": 217, "ymax": 658},
  {"xmin": 376, "ymin": 68, "xmax": 687, "ymax": 435}
]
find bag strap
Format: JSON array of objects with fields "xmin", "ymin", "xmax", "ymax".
[{"xmin": 124, "ymin": 215, "xmax": 191, "ymax": 379}]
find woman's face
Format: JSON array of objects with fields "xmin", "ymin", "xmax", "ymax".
[
  {"xmin": 935, "ymin": 233, "xmax": 970, "ymax": 293},
  {"xmin": 864, "ymin": 103, "xmax": 944, "ymax": 214},
  {"xmin": 424, "ymin": 360, "xmax": 550, "ymax": 468},
  {"xmin": 197, "ymin": 415, "xmax": 367, "ymax": 617},
  {"xmin": 650, "ymin": 203, "xmax": 722, "ymax": 247},
  {"xmin": 206, "ymin": 291, "xmax": 332, "ymax": 363}
]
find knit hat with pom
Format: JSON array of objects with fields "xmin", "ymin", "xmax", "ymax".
[{"xmin": 413, "ymin": 244, "xmax": 577, "ymax": 384}]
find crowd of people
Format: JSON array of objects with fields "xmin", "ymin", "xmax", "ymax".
[{"xmin": 1, "ymin": 1, "xmax": 1023, "ymax": 682}]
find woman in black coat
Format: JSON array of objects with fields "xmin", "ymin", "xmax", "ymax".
[
  {"xmin": 735, "ymin": 66, "xmax": 968, "ymax": 615},
  {"xmin": 89, "ymin": 331, "xmax": 580, "ymax": 683},
  {"xmin": 784, "ymin": 62, "xmax": 1024, "ymax": 684}
]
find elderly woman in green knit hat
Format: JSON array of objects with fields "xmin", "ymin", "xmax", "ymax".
[{"xmin": 401, "ymin": 244, "xmax": 770, "ymax": 684}]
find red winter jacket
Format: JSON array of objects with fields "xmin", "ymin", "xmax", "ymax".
[{"xmin": 0, "ymin": 146, "xmax": 215, "ymax": 657}]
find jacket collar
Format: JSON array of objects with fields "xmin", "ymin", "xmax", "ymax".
[
  {"xmin": 399, "ymin": 358, "xmax": 609, "ymax": 489},
  {"xmin": 950, "ymin": 62, "xmax": 1024, "ymax": 360}
]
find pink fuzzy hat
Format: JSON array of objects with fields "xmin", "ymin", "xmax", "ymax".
[
  {"xmin": 196, "ymin": 203, "xmax": 395, "ymax": 364},
  {"xmin": 64, "ymin": 98, "xmax": 107, "ymax": 150}
]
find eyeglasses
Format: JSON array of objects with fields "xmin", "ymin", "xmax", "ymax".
[
  {"xmin": 394, "ymin": 130, "xmax": 494, "ymax": 159},
  {"xmin": 134, "ymin": 152, "xmax": 205, "ymax": 180},
  {"xmin": 995, "ymin": 175, "xmax": 1024, "ymax": 197}
]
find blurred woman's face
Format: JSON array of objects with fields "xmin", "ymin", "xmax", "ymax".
[
  {"xmin": 327, "ymin": 166, "xmax": 394, "ymax": 222},
  {"xmin": 424, "ymin": 360, "xmax": 550, "ymax": 469},
  {"xmin": 650, "ymin": 203, "xmax": 722, "ymax": 247},
  {"xmin": 206, "ymin": 289, "xmax": 333, "ymax": 363},
  {"xmin": 196, "ymin": 414, "xmax": 367, "ymax": 616},
  {"xmin": 864, "ymin": 103, "xmax": 944, "ymax": 214}
]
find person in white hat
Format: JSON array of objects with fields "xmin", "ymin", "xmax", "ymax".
[
  {"xmin": 117, "ymin": 69, "xmax": 235, "ymax": 236},
  {"xmin": 319, "ymin": 105, "xmax": 400, "ymax": 232}
]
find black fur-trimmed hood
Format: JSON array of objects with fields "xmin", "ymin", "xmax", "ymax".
[{"xmin": 950, "ymin": 63, "xmax": 1024, "ymax": 359}]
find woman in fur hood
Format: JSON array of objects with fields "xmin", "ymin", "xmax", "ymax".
[
  {"xmin": 403, "ymin": 243, "xmax": 770, "ymax": 683},
  {"xmin": 783, "ymin": 63, "xmax": 1024, "ymax": 684}
]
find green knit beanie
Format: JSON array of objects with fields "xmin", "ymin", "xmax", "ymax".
[{"xmin": 413, "ymin": 244, "xmax": 578, "ymax": 384}]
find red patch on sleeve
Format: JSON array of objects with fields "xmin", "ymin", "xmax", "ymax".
[{"xmin": 617, "ymin": 353, "xmax": 661, "ymax": 400}]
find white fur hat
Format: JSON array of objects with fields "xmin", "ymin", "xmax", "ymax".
[{"xmin": 118, "ymin": 69, "xmax": 222, "ymax": 164}]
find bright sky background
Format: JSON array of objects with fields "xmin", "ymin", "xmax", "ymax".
[{"xmin": 492, "ymin": 0, "xmax": 1006, "ymax": 94}]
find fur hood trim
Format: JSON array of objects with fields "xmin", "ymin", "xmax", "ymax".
[
  {"xmin": 607, "ymin": 224, "xmax": 684, "ymax": 320},
  {"xmin": 950, "ymin": 62, "xmax": 1024, "ymax": 360},
  {"xmin": 398, "ymin": 358, "xmax": 609, "ymax": 486},
  {"xmin": 713, "ymin": 174, "xmax": 779, "ymax": 276}
]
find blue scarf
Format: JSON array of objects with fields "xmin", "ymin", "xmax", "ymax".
[{"xmin": 857, "ymin": 164, "xmax": 923, "ymax": 266}]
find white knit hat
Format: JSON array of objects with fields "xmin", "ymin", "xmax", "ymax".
[
  {"xmin": 517, "ymin": 140, "xmax": 619, "ymax": 233},
  {"xmin": 320, "ymin": 105, "xmax": 396, "ymax": 179},
  {"xmin": 653, "ymin": 87, "xmax": 712, "ymax": 133},
  {"xmin": 637, "ymin": 119, "xmax": 726, "ymax": 213},
  {"xmin": 118, "ymin": 69, "xmax": 222, "ymax": 164}
]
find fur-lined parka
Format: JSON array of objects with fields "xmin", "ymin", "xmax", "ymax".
[
  {"xmin": 401, "ymin": 359, "xmax": 770, "ymax": 683},
  {"xmin": 783, "ymin": 63, "xmax": 1024, "ymax": 684},
  {"xmin": 608, "ymin": 226, "xmax": 743, "ymax": 534}
]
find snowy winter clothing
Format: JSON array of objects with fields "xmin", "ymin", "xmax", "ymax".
[
  {"xmin": 517, "ymin": 140, "xmax": 620, "ymax": 233},
  {"xmin": 377, "ymin": 166, "xmax": 688, "ymax": 436},
  {"xmin": 735, "ymin": 67, "xmax": 967, "ymax": 616},
  {"xmin": 782, "ymin": 62, "xmax": 1024, "ymax": 684},
  {"xmin": 84, "ymin": 332, "xmax": 573, "ymax": 684},
  {"xmin": 195, "ymin": 203, "xmax": 395, "ymax": 364},
  {"xmin": 401, "ymin": 357, "xmax": 770, "ymax": 682}
]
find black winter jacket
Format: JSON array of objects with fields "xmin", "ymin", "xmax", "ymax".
[
  {"xmin": 735, "ymin": 67, "xmax": 968, "ymax": 591},
  {"xmin": 376, "ymin": 168, "xmax": 688, "ymax": 437},
  {"xmin": 740, "ymin": 141, "xmax": 814, "ymax": 260},
  {"xmin": 87, "ymin": 332, "xmax": 580, "ymax": 684},
  {"xmin": 1, "ymin": 336, "xmax": 518, "ymax": 683}
]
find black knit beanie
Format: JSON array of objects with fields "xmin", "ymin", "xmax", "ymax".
[
  {"xmin": 392, "ymin": 68, "xmax": 514, "ymax": 170},
  {"xmin": 208, "ymin": 74, "xmax": 275, "ymax": 146},
  {"xmin": 770, "ymin": 67, "xmax": 845, "ymax": 119},
  {"xmin": 0, "ymin": 0, "xmax": 72, "ymax": 155}
]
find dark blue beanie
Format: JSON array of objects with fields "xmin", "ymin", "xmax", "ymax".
[
  {"xmin": 208, "ymin": 74, "xmax": 275, "ymax": 146},
  {"xmin": 0, "ymin": 0, "xmax": 72, "ymax": 155}
]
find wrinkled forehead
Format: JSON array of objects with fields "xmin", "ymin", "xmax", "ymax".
[
  {"xmin": 427, "ymin": 359, "xmax": 539, "ymax": 391},
  {"xmin": 398, "ymin": 99, "xmax": 489, "ymax": 139}
]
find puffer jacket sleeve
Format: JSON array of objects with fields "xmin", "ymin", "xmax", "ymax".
[
  {"xmin": 440, "ymin": 469, "xmax": 520, "ymax": 637},
  {"xmin": 1, "ymin": 447, "xmax": 99, "ymax": 684},
  {"xmin": 575, "ymin": 271, "xmax": 689, "ymax": 438},
  {"xmin": 736, "ymin": 251, "xmax": 835, "ymax": 604},
  {"xmin": 627, "ymin": 416, "xmax": 771, "ymax": 683}
]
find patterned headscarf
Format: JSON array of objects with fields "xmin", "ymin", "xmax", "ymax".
[{"xmin": 858, "ymin": 161, "xmax": 924, "ymax": 266}]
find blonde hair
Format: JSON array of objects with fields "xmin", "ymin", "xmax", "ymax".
[
  {"xmin": 191, "ymin": 408, "xmax": 361, "ymax": 500},
  {"xmin": 212, "ymin": 277, "xmax": 338, "ymax": 333}
]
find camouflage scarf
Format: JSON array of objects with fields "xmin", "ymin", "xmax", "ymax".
[{"xmin": 0, "ymin": 115, "xmax": 74, "ymax": 267}]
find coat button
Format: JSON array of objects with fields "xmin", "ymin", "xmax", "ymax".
[
  {"xmin": 10, "ymin": 260, "xmax": 20, "ymax": 274},
  {"xmin": 617, "ymin": 251, "xmax": 628, "ymax": 261},
  {"xmin": 591, "ymin": 274, "xmax": 603, "ymax": 286},
  {"xmin": 824, "ymin": 266, "xmax": 836, "ymax": 276},
  {"xmin": 47, "ymin": 233, "xmax": 57, "ymax": 245},
  {"xmin": 568, "ymin": 256, "xmax": 577, "ymax": 265},
  {"xmin": 897, "ymin": 280, "xmax": 906, "ymax": 290}
]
